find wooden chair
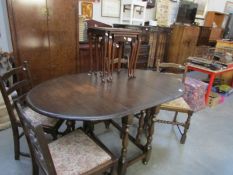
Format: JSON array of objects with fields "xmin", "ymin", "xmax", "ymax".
[
  {"xmin": 155, "ymin": 59, "xmax": 194, "ymax": 144},
  {"xmin": 0, "ymin": 61, "xmax": 63, "ymax": 160},
  {"xmin": 15, "ymin": 99, "xmax": 117, "ymax": 175}
]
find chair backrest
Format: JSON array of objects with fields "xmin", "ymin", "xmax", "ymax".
[
  {"xmin": 156, "ymin": 59, "xmax": 187, "ymax": 83},
  {"xmin": 15, "ymin": 100, "xmax": 57, "ymax": 175},
  {"xmin": 0, "ymin": 61, "xmax": 33, "ymax": 124}
]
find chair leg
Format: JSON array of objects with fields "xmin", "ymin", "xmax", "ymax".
[
  {"xmin": 180, "ymin": 112, "xmax": 193, "ymax": 144},
  {"xmin": 104, "ymin": 120, "xmax": 111, "ymax": 129},
  {"xmin": 51, "ymin": 133, "xmax": 57, "ymax": 140},
  {"xmin": 32, "ymin": 159, "xmax": 39, "ymax": 175},
  {"xmin": 109, "ymin": 163, "xmax": 117, "ymax": 175},
  {"xmin": 173, "ymin": 111, "xmax": 178, "ymax": 122},
  {"xmin": 12, "ymin": 126, "xmax": 20, "ymax": 160}
]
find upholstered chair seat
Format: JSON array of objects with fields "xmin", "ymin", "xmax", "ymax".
[{"xmin": 49, "ymin": 130, "xmax": 112, "ymax": 175}]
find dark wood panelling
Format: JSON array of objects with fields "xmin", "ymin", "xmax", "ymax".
[
  {"xmin": 167, "ymin": 25, "xmax": 200, "ymax": 64},
  {"xmin": 7, "ymin": 0, "xmax": 79, "ymax": 85},
  {"xmin": 47, "ymin": 0, "xmax": 78, "ymax": 78},
  {"xmin": 7, "ymin": 0, "xmax": 51, "ymax": 84}
]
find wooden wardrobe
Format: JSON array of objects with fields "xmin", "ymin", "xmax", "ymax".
[
  {"xmin": 167, "ymin": 25, "xmax": 200, "ymax": 64},
  {"xmin": 7, "ymin": 0, "xmax": 79, "ymax": 85}
]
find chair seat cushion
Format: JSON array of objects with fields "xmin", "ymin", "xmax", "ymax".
[
  {"xmin": 49, "ymin": 129, "xmax": 111, "ymax": 175},
  {"xmin": 161, "ymin": 97, "xmax": 191, "ymax": 111},
  {"xmin": 15, "ymin": 107, "xmax": 59, "ymax": 127}
]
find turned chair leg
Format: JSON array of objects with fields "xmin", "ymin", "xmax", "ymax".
[
  {"xmin": 12, "ymin": 126, "xmax": 20, "ymax": 160},
  {"xmin": 180, "ymin": 112, "xmax": 193, "ymax": 144},
  {"xmin": 173, "ymin": 111, "xmax": 178, "ymax": 122}
]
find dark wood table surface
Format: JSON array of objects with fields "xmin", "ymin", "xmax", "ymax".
[
  {"xmin": 26, "ymin": 69, "xmax": 184, "ymax": 121},
  {"xmin": 26, "ymin": 69, "xmax": 184, "ymax": 175}
]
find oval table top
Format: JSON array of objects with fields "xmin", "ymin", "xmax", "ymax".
[{"xmin": 26, "ymin": 70, "xmax": 184, "ymax": 121}]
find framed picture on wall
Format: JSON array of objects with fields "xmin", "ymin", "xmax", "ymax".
[
  {"xmin": 225, "ymin": 1, "xmax": 233, "ymax": 14},
  {"xmin": 101, "ymin": 0, "xmax": 120, "ymax": 18},
  {"xmin": 81, "ymin": 2, "xmax": 93, "ymax": 19}
]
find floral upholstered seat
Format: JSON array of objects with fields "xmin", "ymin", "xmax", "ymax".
[
  {"xmin": 161, "ymin": 97, "xmax": 191, "ymax": 111},
  {"xmin": 23, "ymin": 107, "xmax": 59, "ymax": 127},
  {"xmin": 14, "ymin": 107, "xmax": 59, "ymax": 127},
  {"xmin": 49, "ymin": 129, "xmax": 111, "ymax": 175}
]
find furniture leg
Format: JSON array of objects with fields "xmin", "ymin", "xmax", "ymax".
[
  {"xmin": 111, "ymin": 42, "xmax": 117, "ymax": 79},
  {"xmin": 180, "ymin": 111, "xmax": 193, "ymax": 144},
  {"xmin": 64, "ymin": 120, "xmax": 75, "ymax": 134},
  {"xmin": 132, "ymin": 36, "xmax": 141, "ymax": 77},
  {"xmin": 107, "ymin": 36, "xmax": 113, "ymax": 81},
  {"xmin": 128, "ymin": 41, "xmax": 136, "ymax": 77},
  {"xmin": 173, "ymin": 111, "xmax": 178, "ymax": 122},
  {"xmin": 136, "ymin": 111, "xmax": 145, "ymax": 144},
  {"xmin": 13, "ymin": 126, "xmax": 20, "ymax": 160},
  {"xmin": 143, "ymin": 106, "xmax": 159, "ymax": 165},
  {"xmin": 88, "ymin": 32, "xmax": 93, "ymax": 74},
  {"xmin": 143, "ymin": 109, "xmax": 150, "ymax": 131},
  {"xmin": 118, "ymin": 115, "xmax": 131, "ymax": 175},
  {"xmin": 95, "ymin": 37, "xmax": 99, "ymax": 73},
  {"xmin": 104, "ymin": 120, "xmax": 111, "ymax": 129},
  {"xmin": 102, "ymin": 35, "xmax": 108, "ymax": 82},
  {"xmin": 205, "ymin": 73, "xmax": 215, "ymax": 104},
  {"xmin": 118, "ymin": 43, "xmax": 123, "ymax": 71}
]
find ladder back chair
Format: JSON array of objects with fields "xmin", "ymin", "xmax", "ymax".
[
  {"xmin": 155, "ymin": 59, "xmax": 194, "ymax": 144},
  {"xmin": 0, "ymin": 61, "xmax": 63, "ymax": 160},
  {"xmin": 15, "ymin": 99, "xmax": 117, "ymax": 175}
]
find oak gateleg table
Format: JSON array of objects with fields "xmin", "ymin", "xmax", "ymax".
[{"xmin": 26, "ymin": 69, "xmax": 184, "ymax": 175}]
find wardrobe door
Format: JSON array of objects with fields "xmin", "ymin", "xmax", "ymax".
[
  {"xmin": 7, "ymin": 0, "xmax": 51, "ymax": 84},
  {"xmin": 47, "ymin": 0, "xmax": 78, "ymax": 78},
  {"xmin": 179, "ymin": 26, "xmax": 200, "ymax": 64}
]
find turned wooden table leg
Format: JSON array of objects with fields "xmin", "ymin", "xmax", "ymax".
[
  {"xmin": 118, "ymin": 115, "xmax": 131, "ymax": 175},
  {"xmin": 136, "ymin": 111, "xmax": 145, "ymax": 144},
  {"xmin": 64, "ymin": 120, "xmax": 75, "ymax": 134},
  {"xmin": 107, "ymin": 35, "xmax": 113, "ymax": 81},
  {"xmin": 143, "ymin": 106, "xmax": 160, "ymax": 165}
]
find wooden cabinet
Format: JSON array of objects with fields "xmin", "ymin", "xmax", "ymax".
[
  {"xmin": 167, "ymin": 25, "xmax": 200, "ymax": 64},
  {"xmin": 7, "ymin": 0, "xmax": 79, "ymax": 85},
  {"xmin": 197, "ymin": 26, "xmax": 211, "ymax": 46},
  {"xmin": 204, "ymin": 11, "xmax": 227, "ymax": 28},
  {"xmin": 209, "ymin": 28, "xmax": 224, "ymax": 41}
]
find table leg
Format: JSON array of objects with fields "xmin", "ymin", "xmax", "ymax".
[
  {"xmin": 107, "ymin": 36, "xmax": 113, "ymax": 81},
  {"xmin": 205, "ymin": 73, "xmax": 215, "ymax": 104},
  {"xmin": 143, "ymin": 106, "xmax": 159, "ymax": 165},
  {"xmin": 118, "ymin": 115, "xmax": 131, "ymax": 175},
  {"xmin": 83, "ymin": 121, "xmax": 94, "ymax": 135},
  {"xmin": 136, "ymin": 111, "xmax": 145, "ymax": 144},
  {"xmin": 132, "ymin": 36, "xmax": 141, "ymax": 77},
  {"xmin": 118, "ymin": 43, "xmax": 123, "ymax": 72},
  {"xmin": 102, "ymin": 34, "xmax": 108, "ymax": 82},
  {"xmin": 88, "ymin": 32, "xmax": 93, "ymax": 74},
  {"xmin": 64, "ymin": 120, "xmax": 75, "ymax": 134}
]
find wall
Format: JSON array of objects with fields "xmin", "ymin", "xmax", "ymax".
[
  {"xmin": 207, "ymin": 0, "xmax": 233, "ymax": 12},
  {"xmin": 0, "ymin": 0, "xmax": 12, "ymax": 52},
  {"xmin": 79, "ymin": 1, "xmax": 156, "ymax": 25}
]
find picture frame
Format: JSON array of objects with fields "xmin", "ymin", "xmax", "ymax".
[
  {"xmin": 101, "ymin": 0, "xmax": 120, "ymax": 18},
  {"xmin": 225, "ymin": 1, "xmax": 233, "ymax": 14},
  {"xmin": 81, "ymin": 2, "xmax": 93, "ymax": 19}
]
